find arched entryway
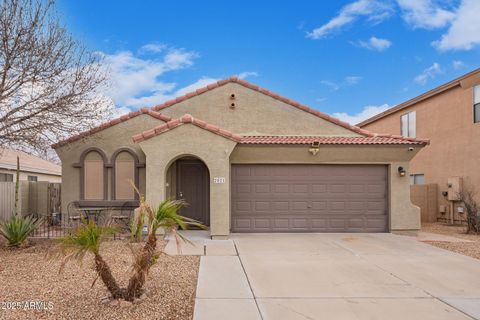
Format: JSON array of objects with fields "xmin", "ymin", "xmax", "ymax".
[{"xmin": 166, "ymin": 156, "xmax": 210, "ymax": 226}]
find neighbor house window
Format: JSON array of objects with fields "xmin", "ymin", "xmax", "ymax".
[
  {"xmin": 84, "ymin": 151, "xmax": 105, "ymax": 200},
  {"xmin": 410, "ymin": 174, "xmax": 425, "ymax": 185},
  {"xmin": 401, "ymin": 111, "xmax": 416, "ymax": 138},
  {"xmin": 27, "ymin": 175, "xmax": 37, "ymax": 182},
  {"xmin": 474, "ymin": 85, "xmax": 480, "ymax": 123},
  {"xmin": 0, "ymin": 173, "xmax": 13, "ymax": 182},
  {"xmin": 114, "ymin": 151, "xmax": 135, "ymax": 200}
]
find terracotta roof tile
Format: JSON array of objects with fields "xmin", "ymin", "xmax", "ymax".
[
  {"xmin": 132, "ymin": 114, "xmax": 243, "ymax": 143},
  {"xmin": 240, "ymin": 136, "xmax": 429, "ymax": 145},
  {"xmin": 151, "ymin": 77, "xmax": 376, "ymax": 138},
  {"xmin": 51, "ymin": 109, "xmax": 171, "ymax": 149}
]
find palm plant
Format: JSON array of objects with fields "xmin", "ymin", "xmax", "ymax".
[
  {"xmin": 53, "ymin": 197, "xmax": 204, "ymax": 301},
  {"xmin": 56, "ymin": 220, "xmax": 125, "ymax": 298},
  {"xmin": 0, "ymin": 214, "xmax": 40, "ymax": 247}
]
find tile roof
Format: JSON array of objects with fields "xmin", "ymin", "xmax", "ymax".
[
  {"xmin": 51, "ymin": 108, "xmax": 171, "ymax": 149},
  {"xmin": 152, "ymin": 76, "xmax": 373, "ymax": 137},
  {"xmin": 240, "ymin": 135, "xmax": 429, "ymax": 145},
  {"xmin": 0, "ymin": 148, "xmax": 61, "ymax": 175},
  {"xmin": 132, "ymin": 114, "xmax": 243, "ymax": 143},
  {"xmin": 132, "ymin": 114, "xmax": 429, "ymax": 146}
]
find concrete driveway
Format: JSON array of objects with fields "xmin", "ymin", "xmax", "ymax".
[{"xmin": 192, "ymin": 233, "xmax": 480, "ymax": 320}]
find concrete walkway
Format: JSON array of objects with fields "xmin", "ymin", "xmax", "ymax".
[{"xmin": 178, "ymin": 233, "xmax": 480, "ymax": 320}]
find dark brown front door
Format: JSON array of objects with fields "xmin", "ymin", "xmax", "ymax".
[{"xmin": 176, "ymin": 160, "xmax": 209, "ymax": 226}]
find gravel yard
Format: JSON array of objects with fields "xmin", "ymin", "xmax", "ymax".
[
  {"xmin": 422, "ymin": 222, "xmax": 480, "ymax": 260},
  {"xmin": 0, "ymin": 238, "xmax": 199, "ymax": 320}
]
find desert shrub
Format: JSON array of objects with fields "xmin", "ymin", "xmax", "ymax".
[{"xmin": 0, "ymin": 214, "xmax": 40, "ymax": 247}]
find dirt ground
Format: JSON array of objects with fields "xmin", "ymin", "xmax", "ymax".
[
  {"xmin": 0, "ymin": 238, "xmax": 199, "ymax": 320},
  {"xmin": 422, "ymin": 222, "xmax": 480, "ymax": 260}
]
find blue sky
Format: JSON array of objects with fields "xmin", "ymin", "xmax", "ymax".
[{"xmin": 58, "ymin": 0, "xmax": 480, "ymax": 124}]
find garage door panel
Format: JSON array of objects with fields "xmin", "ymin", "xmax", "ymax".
[{"xmin": 231, "ymin": 164, "xmax": 388, "ymax": 233}]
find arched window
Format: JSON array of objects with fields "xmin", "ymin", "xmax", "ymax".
[
  {"xmin": 111, "ymin": 148, "xmax": 142, "ymax": 201},
  {"xmin": 114, "ymin": 151, "xmax": 135, "ymax": 200},
  {"xmin": 82, "ymin": 149, "xmax": 107, "ymax": 200}
]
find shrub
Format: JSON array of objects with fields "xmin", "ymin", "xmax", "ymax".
[{"xmin": 0, "ymin": 214, "xmax": 40, "ymax": 247}]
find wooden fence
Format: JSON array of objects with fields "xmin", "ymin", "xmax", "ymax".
[
  {"xmin": 0, "ymin": 181, "xmax": 61, "ymax": 220},
  {"xmin": 411, "ymin": 183, "xmax": 438, "ymax": 222},
  {"xmin": 0, "ymin": 182, "xmax": 15, "ymax": 220}
]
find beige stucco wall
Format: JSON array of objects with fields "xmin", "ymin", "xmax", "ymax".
[
  {"xmin": 138, "ymin": 124, "xmax": 237, "ymax": 237},
  {"xmin": 160, "ymin": 83, "xmax": 361, "ymax": 136},
  {"xmin": 362, "ymin": 83, "xmax": 480, "ymax": 222},
  {"xmin": 55, "ymin": 114, "xmax": 165, "ymax": 213},
  {"xmin": 231, "ymin": 145, "xmax": 421, "ymax": 231}
]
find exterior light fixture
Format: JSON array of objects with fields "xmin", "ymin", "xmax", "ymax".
[
  {"xmin": 398, "ymin": 166, "xmax": 406, "ymax": 177},
  {"xmin": 309, "ymin": 141, "xmax": 320, "ymax": 155}
]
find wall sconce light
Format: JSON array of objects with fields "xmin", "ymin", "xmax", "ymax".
[
  {"xmin": 309, "ymin": 141, "xmax": 320, "ymax": 155},
  {"xmin": 398, "ymin": 166, "xmax": 406, "ymax": 177}
]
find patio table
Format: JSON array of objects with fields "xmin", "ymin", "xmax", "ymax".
[{"xmin": 78, "ymin": 207, "xmax": 109, "ymax": 223}]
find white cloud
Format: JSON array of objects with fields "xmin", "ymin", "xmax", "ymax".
[
  {"xmin": 100, "ymin": 46, "xmax": 198, "ymax": 109},
  {"xmin": 452, "ymin": 60, "xmax": 465, "ymax": 70},
  {"xmin": 332, "ymin": 104, "xmax": 391, "ymax": 125},
  {"xmin": 321, "ymin": 76, "xmax": 362, "ymax": 90},
  {"xmin": 414, "ymin": 62, "xmax": 442, "ymax": 85},
  {"xmin": 321, "ymin": 80, "xmax": 341, "ymax": 91},
  {"xmin": 237, "ymin": 71, "xmax": 258, "ymax": 79},
  {"xmin": 307, "ymin": 0, "xmax": 394, "ymax": 39},
  {"xmin": 345, "ymin": 76, "xmax": 363, "ymax": 85},
  {"xmin": 138, "ymin": 43, "xmax": 166, "ymax": 54},
  {"xmin": 397, "ymin": 0, "xmax": 456, "ymax": 29},
  {"xmin": 433, "ymin": 0, "xmax": 480, "ymax": 50},
  {"xmin": 356, "ymin": 36, "xmax": 392, "ymax": 51}
]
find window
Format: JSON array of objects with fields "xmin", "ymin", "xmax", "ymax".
[
  {"xmin": 84, "ymin": 151, "xmax": 104, "ymax": 200},
  {"xmin": 400, "ymin": 111, "xmax": 416, "ymax": 138},
  {"xmin": 474, "ymin": 85, "xmax": 480, "ymax": 123},
  {"xmin": 114, "ymin": 151, "xmax": 135, "ymax": 200},
  {"xmin": 27, "ymin": 175, "xmax": 37, "ymax": 182},
  {"xmin": 0, "ymin": 173, "xmax": 13, "ymax": 182},
  {"xmin": 410, "ymin": 174, "xmax": 425, "ymax": 185}
]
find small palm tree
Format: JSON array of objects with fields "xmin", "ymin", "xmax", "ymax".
[
  {"xmin": 53, "ymin": 198, "xmax": 204, "ymax": 301},
  {"xmin": 0, "ymin": 214, "xmax": 40, "ymax": 247}
]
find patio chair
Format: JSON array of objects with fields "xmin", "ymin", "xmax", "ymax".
[
  {"xmin": 66, "ymin": 201, "xmax": 85, "ymax": 229},
  {"xmin": 111, "ymin": 203, "xmax": 134, "ymax": 239}
]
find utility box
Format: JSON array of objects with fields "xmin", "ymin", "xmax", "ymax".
[{"xmin": 447, "ymin": 176, "xmax": 462, "ymax": 201}]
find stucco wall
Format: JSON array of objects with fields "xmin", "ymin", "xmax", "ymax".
[
  {"xmin": 231, "ymin": 145, "xmax": 421, "ymax": 231},
  {"xmin": 361, "ymin": 84, "xmax": 480, "ymax": 222},
  {"xmin": 55, "ymin": 114, "xmax": 165, "ymax": 213},
  {"xmin": 138, "ymin": 124, "xmax": 237, "ymax": 237},
  {"xmin": 160, "ymin": 83, "xmax": 361, "ymax": 136}
]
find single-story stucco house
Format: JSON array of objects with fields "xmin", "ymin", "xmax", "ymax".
[{"xmin": 52, "ymin": 77, "xmax": 428, "ymax": 238}]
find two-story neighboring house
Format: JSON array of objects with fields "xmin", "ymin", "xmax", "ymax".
[{"xmin": 358, "ymin": 68, "xmax": 480, "ymax": 224}]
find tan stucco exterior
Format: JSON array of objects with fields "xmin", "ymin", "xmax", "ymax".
[
  {"xmin": 360, "ymin": 72, "xmax": 480, "ymax": 222},
  {"xmin": 160, "ymin": 83, "xmax": 361, "ymax": 136},
  {"xmin": 55, "ymin": 80, "xmax": 423, "ymax": 236}
]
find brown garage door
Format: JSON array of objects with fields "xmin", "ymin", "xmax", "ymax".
[{"xmin": 231, "ymin": 164, "xmax": 388, "ymax": 233}]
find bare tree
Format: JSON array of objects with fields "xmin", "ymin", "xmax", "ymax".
[
  {"xmin": 457, "ymin": 180, "xmax": 479, "ymax": 234},
  {"xmin": 0, "ymin": 0, "xmax": 112, "ymax": 157}
]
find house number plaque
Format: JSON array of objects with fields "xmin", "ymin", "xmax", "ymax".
[{"xmin": 213, "ymin": 177, "xmax": 226, "ymax": 184}]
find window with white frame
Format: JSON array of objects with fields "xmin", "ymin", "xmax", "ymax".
[
  {"xmin": 410, "ymin": 174, "xmax": 425, "ymax": 185},
  {"xmin": 401, "ymin": 111, "xmax": 416, "ymax": 138},
  {"xmin": 474, "ymin": 85, "xmax": 480, "ymax": 123}
]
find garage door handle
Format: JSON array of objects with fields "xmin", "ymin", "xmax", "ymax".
[{"xmin": 307, "ymin": 205, "xmax": 312, "ymax": 208}]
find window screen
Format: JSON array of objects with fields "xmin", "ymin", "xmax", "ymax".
[
  {"xmin": 0, "ymin": 173, "xmax": 13, "ymax": 182},
  {"xmin": 410, "ymin": 174, "xmax": 425, "ymax": 185},
  {"xmin": 115, "ymin": 159, "xmax": 135, "ymax": 200},
  {"xmin": 84, "ymin": 159, "xmax": 104, "ymax": 200},
  {"xmin": 475, "ymin": 86, "xmax": 480, "ymax": 123},
  {"xmin": 401, "ymin": 111, "xmax": 416, "ymax": 137}
]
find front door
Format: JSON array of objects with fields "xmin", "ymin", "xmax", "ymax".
[{"xmin": 176, "ymin": 159, "xmax": 210, "ymax": 226}]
